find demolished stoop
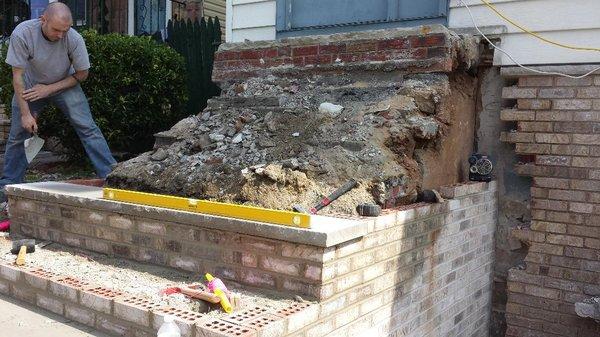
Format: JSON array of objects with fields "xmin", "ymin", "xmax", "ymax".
[
  {"xmin": 4, "ymin": 179, "xmax": 497, "ymax": 336},
  {"xmin": 108, "ymin": 24, "xmax": 482, "ymax": 214}
]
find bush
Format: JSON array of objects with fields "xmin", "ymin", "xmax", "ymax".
[{"xmin": 0, "ymin": 30, "xmax": 188, "ymax": 158}]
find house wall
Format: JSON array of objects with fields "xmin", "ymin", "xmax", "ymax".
[{"xmin": 226, "ymin": 0, "xmax": 600, "ymax": 66}]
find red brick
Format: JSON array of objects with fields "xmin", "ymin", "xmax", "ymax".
[
  {"xmin": 410, "ymin": 48, "xmax": 428, "ymax": 59},
  {"xmin": 292, "ymin": 57, "xmax": 305, "ymax": 67},
  {"xmin": 346, "ymin": 42, "xmax": 377, "ymax": 53},
  {"xmin": 426, "ymin": 46, "xmax": 448, "ymax": 58},
  {"xmin": 292, "ymin": 45, "xmax": 319, "ymax": 57},
  {"xmin": 277, "ymin": 46, "xmax": 291, "ymax": 57},
  {"xmin": 197, "ymin": 319, "xmax": 257, "ymax": 337},
  {"xmin": 319, "ymin": 44, "xmax": 346, "ymax": 54},
  {"xmin": 239, "ymin": 50, "xmax": 264, "ymax": 60},
  {"xmin": 535, "ymin": 133, "xmax": 570, "ymax": 144},
  {"xmin": 410, "ymin": 34, "xmax": 446, "ymax": 47},
  {"xmin": 215, "ymin": 50, "xmax": 240, "ymax": 61},
  {"xmin": 378, "ymin": 38, "xmax": 409, "ymax": 50}
]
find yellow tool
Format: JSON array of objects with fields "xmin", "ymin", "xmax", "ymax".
[
  {"xmin": 103, "ymin": 188, "xmax": 311, "ymax": 229},
  {"xmin": 15, "ymin": 246, "xmax": 27, "ymax": 266}
]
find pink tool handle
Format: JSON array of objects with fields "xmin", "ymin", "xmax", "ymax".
[{"xmin": 207, "ymin": 278, "xmax": 228, "ymax": 293}]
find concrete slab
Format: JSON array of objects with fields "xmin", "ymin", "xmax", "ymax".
[
  {"xmin": 0, "ymin": 293, "xmax": 111, "ymax": 337},
  {"xmin": 6, "ymin": 182, "xmax": 369, "ymax": 247}
]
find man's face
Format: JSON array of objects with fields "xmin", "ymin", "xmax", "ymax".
[{"xmin": 40, "ymin": 15, "xmax": 71, "ymax": 41}]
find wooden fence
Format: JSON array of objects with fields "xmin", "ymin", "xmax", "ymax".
[{"xmin": 167, "ymin": 16, "xmax": 221, "ymax": 114}]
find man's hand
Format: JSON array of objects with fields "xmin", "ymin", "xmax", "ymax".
[
  {"xmin": 21, "ymin": 112, "xmax": 38, "ymax": 134},
  {"xmin": 22, "ymin": 84, "xmax": 53, "ymax": 102}
]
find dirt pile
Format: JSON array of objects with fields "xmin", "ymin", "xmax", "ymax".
[{"xmin": 108, "ymin": 68, "xmax": 477, "ymax": 215}]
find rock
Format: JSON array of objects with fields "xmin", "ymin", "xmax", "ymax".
[
  {"xmin": 575, "ymin": 298, "xmax": 600, "ymax": 322},
  {"xmin": 319, "ymin": 102, "xmax": 344, "ymax": 117},
  {"xmin": 232, "ymin": 134, "xmax": 243, "ymax": 144},
  {"xmin": 412, "ymin": 91, "xmax": 436, "ymax": 115},
  {"xmin": 409, "ymin": 116, "xmax": 439, "ymax": 140},
  {"xmin": 281, "ymin": 158, "xmax": 300, "ymax": 169},
  {"xmin": 258, "ymin": 137, "xmax": 276, "ymax": 148},
  {"xmin": 151, "ymin": 148, "xmax": 168, "ymax": 161},
  {"xmin": 266, "ymin": 120, "xmax": 278, "ymax": 132},
  {"xmin": 209, "ymin": 133, "xmax": 225, "ymax": 142}
]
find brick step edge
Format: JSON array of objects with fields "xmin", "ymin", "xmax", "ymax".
[{"xmin": 0, "ymin": 261, "xmax": 318, "ymax": 337}]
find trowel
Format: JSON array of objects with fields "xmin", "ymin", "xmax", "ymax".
[{"xmin": 24, "ymin": 133, "xmax": 45, "ymax": 163}]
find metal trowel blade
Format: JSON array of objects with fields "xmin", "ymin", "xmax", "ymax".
[{"xmin": 24, "ymin": 134, "xmax": 45, "ymax": 163}]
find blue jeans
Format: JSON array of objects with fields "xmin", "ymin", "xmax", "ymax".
[{"xmin": 0, "ymin": 85, "xmax": 116, "ymax": 189}]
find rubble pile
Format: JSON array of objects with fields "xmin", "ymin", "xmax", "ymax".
[{"xmin": 108, "ymin": 70, "xmax": 476, "ymax": 214}]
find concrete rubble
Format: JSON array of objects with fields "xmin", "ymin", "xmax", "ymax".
[{"xmin": 107, "ymin": 27, "xmax": 480, "ymax": 214}]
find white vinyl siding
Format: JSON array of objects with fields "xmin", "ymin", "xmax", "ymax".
[{"xmin": 227, "ymin": 0, "xmax": 600, "ymax": 66}]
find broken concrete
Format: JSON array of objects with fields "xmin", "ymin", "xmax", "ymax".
[{"xmin": 107, "ymin": 25, "xmax": 480, "ymax": 215}]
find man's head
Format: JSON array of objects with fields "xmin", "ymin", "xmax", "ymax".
[{"xmin": 40, "ymin": 2, "xmax": 73, "ymax": 42}]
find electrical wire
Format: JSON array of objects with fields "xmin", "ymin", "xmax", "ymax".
[
  {"xmin": 459, "ymin": 0, "xmax": 600, "ymax": 79},
  {"xmin": 479, "ymin": 0, "xmax": 600, "ymax": 52}
]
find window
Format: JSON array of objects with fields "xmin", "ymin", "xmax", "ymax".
[
  {"xmin": 135, "ymin": 0, "xmax": 166, "ymax": 35},
  {"xmin": 276, "ymin": 0, "xmax": 448, "ymax": 37}
]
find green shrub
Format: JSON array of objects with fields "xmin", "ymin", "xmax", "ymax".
[{"xmin": 0, "ymin": 30, "xmax": 188, "ymax": 158}]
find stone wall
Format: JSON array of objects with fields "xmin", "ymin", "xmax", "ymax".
[
  {"xmin": 501, "ymin": 72, "xmax": 600, "ymax": 336},
  {"xmin": 7, "ymin": 180, "xmax": 496, "ymax": 336}
]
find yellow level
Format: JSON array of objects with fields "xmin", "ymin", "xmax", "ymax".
[{"xmin": 102, "ymin": 188, "xmax": 311, "ymax": 229}]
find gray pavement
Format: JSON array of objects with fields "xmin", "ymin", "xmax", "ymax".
[{"xmin": 0, "ymin": 293, "xmax": 113, "ymax": 337}]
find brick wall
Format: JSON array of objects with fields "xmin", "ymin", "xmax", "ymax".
[
  {"xmin": 8, "ymin": 181, "xmax": 497, "ymax": 336},
  {"xmin": 8, "ymin": 193, "xmax": 332, "ymax": 301},
  {"xmin": 501, "ymin": 75, "xmax": 600, "ymax": 336},
  {"xmin": 212, "ymin": 25, "xmax": 478, "ymax": 83},
  {"xmin": 305, "ymin": 182, "xmax": 497, "ymax": 337}
]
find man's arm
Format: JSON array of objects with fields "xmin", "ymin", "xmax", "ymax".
[
  {"xmin": 21, "ymin": 69, "xmax": 88, "ymax": 102},
  {"xmin": 12, "ymin": 67, "xmax": 37, "ymax": 133}
]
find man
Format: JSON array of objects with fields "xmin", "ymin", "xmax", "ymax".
[{"xmin": 0, "ymin": 2, "xmax": 116, "ymax": 199}]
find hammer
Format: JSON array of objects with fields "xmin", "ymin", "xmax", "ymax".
[
  {"xmin": 11, "ymin": 239, "xmax": 35, "ymax": 266},
  {"xmin": 293, "ymin": 179, "xmax": 358, "ymax": 214}
]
